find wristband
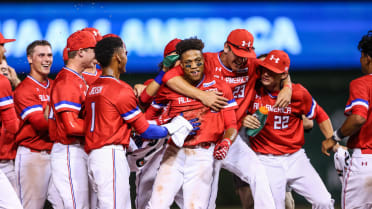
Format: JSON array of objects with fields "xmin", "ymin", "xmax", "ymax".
[
  {"xmin": 154, "ymin": 70, "xmax": 165, "ymax": 85},
  {"xmin": 332, "ymin": 129, "xmax": 345, "ymax": 142},
  {"xmin": 284, "ymin": 84, "xmax": 292, "ymax": 89}
]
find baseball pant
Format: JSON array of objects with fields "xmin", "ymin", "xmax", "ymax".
[
  {"xmin": 334, "ymin": 147, "xmax": 350, "ymax": 183},
  {"xmin": 342, "ymin": 149, "xmax": 372, "ymax": 209},
  {"xmin": 147, "ymin": 143, "xmax": 215, "ymax": 209},
  {"xmin": 0, "ymin": 169, "xmax": 23, "ymax": 209},
  {"xmin": 15, "ymin": 146, "xmax": 60, "ymax": 209},
  {"xmin": 208, "ymin": 133, "xmax": 276, "ymax": 209},
  {"xmin": 51, "ymin": 143, "xmax": 89, "ymax": 209},
  {"xmin": 88, "ymin": 145, "xmax": 131, "ymax": 209},
  {"xmin": 0, "ymin": 159, "xmax": 17, "ymax": 191},
  {"xmin": 257, "ymin": 149, "xmax": 334, "ymax": 209}
]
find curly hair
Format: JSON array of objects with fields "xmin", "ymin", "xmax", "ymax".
[
  {"xmin": 94, "ymin": 37, "xmax": 123, "ymax": 68},
  {"xmin": 176, "ymin": 37, "xmax": 204, "ymax": 58},
  {"xmin": 358, "ymin": 30, "xmax": 372, "ymax": 57}
]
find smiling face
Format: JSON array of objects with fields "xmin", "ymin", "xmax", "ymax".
[
  {"xmin": 222, "ymin": 43, "xmax": 248, "ymax": 72},
  {"xmin": 180, "ymin": 49, "xmax": 204, "ymax": 85},
  {"xmin": 260, "ymin": 67, "xmax": 287, "ymax": 92},
  {"xmin": 28, "ymin": 45, "xmax": 53, "ymax": 77}
]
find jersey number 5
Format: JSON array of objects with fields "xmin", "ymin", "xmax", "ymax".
[{"xmin": 274, "ymin": 115, "xmax": 289, "ymax": 130}]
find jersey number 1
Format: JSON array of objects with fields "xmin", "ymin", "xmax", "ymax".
[{"xmin": 90, "ymin": 102, "xmax": 96, "ymax": 132}]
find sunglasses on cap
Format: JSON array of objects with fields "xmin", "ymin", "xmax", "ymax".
[{"xmin": 227, "ymin": 41, "xmax": 255, "ymax": 52}]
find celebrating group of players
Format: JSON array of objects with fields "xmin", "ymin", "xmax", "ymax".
[{"xmin": 0, "ymin": 26, "xmax": 371, "ymax": 209}]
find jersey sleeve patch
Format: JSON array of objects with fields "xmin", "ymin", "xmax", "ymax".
[
  {"xmin": 0, "ymin": 96, "xmax": 13, "ymax": 107},
  {"xmin": 54, "ymin": 101, "xmax": 81, "ymax": 112},
  {"xmin": 20, "ymin": 104, "xmax": 43, "ymax": 120},
  {"xmin": 121, "ymin": 106, "xmax": 142, "ymax": 121},
  {"xmin": 150, "ymin": 100, "xmax": 167, "ymax": 110}
]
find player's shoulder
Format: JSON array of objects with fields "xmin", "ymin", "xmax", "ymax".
[
  {"xmin": 350, "ymin": 74, "xmax": 372, "ymax": 86},
  {"xmin": 203, "ymin": 52, "xmax": 219, "ymax": 60},
  {"xmin": 0, "ymin": 74, "xmax": 12, "ymax": 92}
]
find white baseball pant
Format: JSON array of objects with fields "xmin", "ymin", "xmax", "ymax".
[
  {"xmin": 0, "ymin": 168, "xmax": 22, "ymax": 209},
  {"xmin": 207, "ymin": 133, "xmax": 276, "ymax": 209},
  {"xmin": 51, "ymin": 143, "xmax": 89, "ymax": 209},
  {"xmin": 15, "ymin": 146, "xmax": 61, "ymax": 209},
  {"xmin": 147, "ymin": 143, "xmax": 215, "ymax": 209},
  {"xmin": 257, "ymin": 149, "xmax": 334, "ymax": 209},
  {"xmin": 0, "ymin": 159, "xmax": 17, "ymax": 191},
  {"xmin": 342, "ymin": 148, "xmax": 372, "ymax": 209},
  {"xmin": 88, "ymin": 145, "xmax": 131, "ymax": 209}
]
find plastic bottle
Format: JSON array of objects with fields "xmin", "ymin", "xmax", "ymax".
[{"xmin": 246, "ymin": 106, "xmax": 269, "ymax": 137}]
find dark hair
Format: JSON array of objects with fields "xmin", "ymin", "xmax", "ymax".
[
  {"xmin": 94, "ymin": 37, "xmax": 123, "ymax": 68},
  {"xmin": 358, "ymin": 30, "xmax": 372, "ymax": 57},
  {"xmin": 176, "ymin": 37, "xmax": 204, "ymax": 58},
  {"xmin": 26, "ymin": 40, "xmax": 51, "ymax": 56},
  {"xmin": 257, "ymin": 53, "xmax": 268, "ymax": 60}
]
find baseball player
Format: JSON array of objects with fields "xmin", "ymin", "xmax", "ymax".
[
  {"xmin": 160, "ymin": 29, "xmax": 285, "ymax": 209},
  {"xmin": 146, "ymin": 37, "xmax": 238, "ymax": 209},
  {"xmin": 243, "ymin": 49, "xmax": 334, "ymax": 209},
  {"xmin": 0, "ymin": 31, "xmax": 23, "ymax": 209},
  {"xmin": 49, "ymin": 30, "xmax": 96, "ymax": 209},
  {"xmin": 0, "ymin": 55, "xmax": 18, "ymax": 191},
  {"xmin": 13, "ymin": 40, "xmax": 61, "ymax": 209},
  {"xmin": 322, "ymin": 30, "xmax": 372, "ymax": 209}
]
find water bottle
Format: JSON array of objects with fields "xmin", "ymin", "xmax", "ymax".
[{"xmin": 246, "ymin": 106, "xmax": 269, "ymax": 137}]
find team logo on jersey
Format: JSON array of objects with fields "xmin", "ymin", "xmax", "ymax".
[
  {"xmin": 89, "ymin": 86, "xmax": 103, "ymax": 95},
  {"xmin": 39, "ymin": 94, "xmax": 50, "ymax": 102},
  {"xmin": 270, "ymin": 55, "xmax": 280, "ymax": 63},
  {"xmin": 242, "ymin": 40, "xmax": 251, "ymax": 47},
  {"xmin": 203, "ymin": 80, "xmax": 216, "ymax": 88},
  {"xmin": 215, "ymin": 67, "xmax": 222, "ymax": 72}
]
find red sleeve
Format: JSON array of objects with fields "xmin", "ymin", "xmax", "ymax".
[
  {"xmin": 116, "ymin": 85, "xmax": 143, "ymax": 124},
  {"xmin": 344, "ymin": 78, "xmax": 369, "ymax": 119},
  {"xmin": 0, "ymin": 75, "xmax": 14, "ymax": 110},
  {"xmin": 315, "ymin": 105, "xmax": 329, "ymax": 124},
  {"xmin": 52, "ymin": 79, "xmax": 85, "ymax": 113},
  {"xmin": 162, "ymin": 65, "xmax": 184, "ymax": 84},
  {"xmin": 130, "ymin": 114, "xmax": 150, "ymax": 134},
  {"xmin": 139, "ymin": 89, "xmax": 154, "ymax": 109},
  {"xmin": 0, "ymin": 107, "xmax": 19, "ymax": 135},
  {"xmin": 28, "ymin": 112, "xmax": 49, "ymax": 132},
  {"xmin": 223, "ymin": 108, "xmax": 237, "ymax": 130},
  {"xmin": 60, "ymin": 111, "xmax": 85, "ymax": 136}
]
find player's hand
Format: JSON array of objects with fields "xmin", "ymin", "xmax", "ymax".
[
  {"xmin": 200, "ymin": 91, "xmax": 228, "ymax": 112},
  {"xmin": 44, "ymin": 104, "xmax": 50, "ymax": 121},
  {"xmin": 134, "ymin": 84, "xmax": 147, "ymax": 97},
  {"xmin": 274, "ymin": 85, "xmax": 292, "ymax": 108},
  {"xmin": 7, "ymin": 65, "xmax": 21, "ymax": 88},
  {"xmin": 213, "ymin": 138, "xmax": 231, "ymax": 160},
  {"xmin": 242, "ymin": 115, "xmax": 261, "ymax": 129},
  {"xmin": 321, "ymin": 137, "xmax": 337, "ymax": 156}
]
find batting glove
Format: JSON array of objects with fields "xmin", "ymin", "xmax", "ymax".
[
  {"xmin": 213, "ymin": 138, "xmax": 231, "ymax": 160},
  {"xmin": 163, "ymin": 54, "xmax": 180, "ymax": 68}
]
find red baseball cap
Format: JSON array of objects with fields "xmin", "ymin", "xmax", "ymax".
[
  {"xmin": 66, "ymin": 30, "xmax": 97, "ymax": 52},
  {"xmin": 163, "ymin": 38, "xmax": 181, "ymax": 57},
  {"xmin": 82, "ymin": 27, "xmax": 103, "ymax": 42},
  {"xmin": 226, "ymin": 29, "xmax": 256, "ymax": 58},
  {"xmin": 258, "ymin": 50, "xmax": 290, "ymax": 74},
  {"xmin": 62, "ymin": 47, "xmax": 68, "ymax": 61},
  {"xmin": 0, "ymin": 32, "xmax": 16, "ymax": 44},
  {"xmin": 102, "ymin": 33, "xmax": 120, "ymax": 39}
]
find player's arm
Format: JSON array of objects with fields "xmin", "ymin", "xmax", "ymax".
[
  {"xmin": 27, "ymin": 111, "xmax": 49, "ymax": 132},
  {"xmin": 60, "ymin": 111, "xmax": 85, "ymax": 136},
  {"xmin": 274, "ymin": 75, "xmax": 292, "ymax": 108},
  {"xmin": 166, "ymin": 76, "xmax": 228, "ymax": 112},
  {"xmin": 322, "ymin": 114, "xmax": 365, "ymax": 156},
  {"xmin": 302, "ymin": 115, "xmax": 314, "ymax": 132},
  {"xmin": 214, "ymin": 103, "xmax": 238, "ymax": 160},
  {"xmin": 0, "ymin": 107, "xmax": 19, "ymax": 140}
]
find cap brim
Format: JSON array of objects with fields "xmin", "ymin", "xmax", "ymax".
[
  {"xmin": 229, "ymin": 44, "xmax": 256, "ymax": 58},
  {"xmin": 258, "ymin": 60, "xmax": 284, "ymax": 74},
  {"xmin": 0, "ymin": 39, "xmax": 16, "ymax": 44}
]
